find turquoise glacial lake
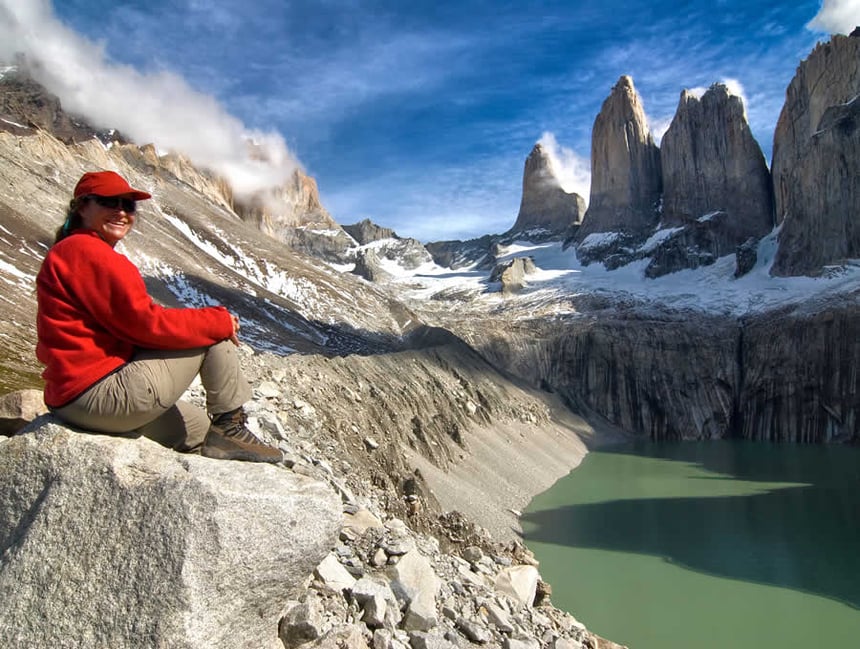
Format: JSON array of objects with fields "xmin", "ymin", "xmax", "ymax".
[{"xmin": 521, "ymin": 440, "xmax": 860, "ymax": 649}]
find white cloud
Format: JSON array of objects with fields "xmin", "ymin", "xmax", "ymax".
[
  {"xmin": 721, "ymin": 78, "xmax": 747, "ymax": 101},
  {"xmin": 648, "ymin": 115, "xmax": 674, "ymax": 145},
  {"xmin": 807, "ymin": 0, "xmax": 860, "ymax": 34},
  {"xmin": 0, "ymin": 0, "xmax": 298, "ymax": 197},
  {"xmin": 536, "ymin": 132, "xmax": 591, "ymax": 204},
  {"xmin": 687, "ymin": 78, "xmax": 746, "ymax": 102}
]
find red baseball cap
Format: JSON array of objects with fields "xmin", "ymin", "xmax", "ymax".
[{"xmin": 73, "ymin": 171, "xmax": 152, "ymax": 200}]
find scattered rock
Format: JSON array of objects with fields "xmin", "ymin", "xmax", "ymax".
[
  {"xmin": 389, "ymin": 549, "xmax": 441, "ymax": 632},
  {"xmin": 280, "ymin": 598, "xmax": 327, "ymax": 647},
  {"xmin": 735, "ymin": 237, "xmax": 759, "ymax": 277},
  {"xmin": 455, "ymin": 617, "xmax": 493, "ymax": 644},
  {"xmin": 495, "ymin": 566, "xmax": 541, "ymax": 608},
  {"xmin": 351, "ymin": 577, "xmax": 399, "ymax": 629},
  {"xmin": 489, "ymin": 257, "xmax": 538, "ymax": 294},
  {"xmin": 255, "ymin": 380, "xmax": 282, "ymax": 398},
  {"xmin": 316, "ymin": 553, "xmax": 359, "ymax": 592},
  {"xmin": 0, "ymin": 389, "xmax": 46, "ymax": 436}
]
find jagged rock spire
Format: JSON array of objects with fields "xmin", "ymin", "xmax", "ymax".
[
  {"xmin": 660, "ymin": 83, "xmax": 773, "ymax": 244},
  {"xmin": 771, "ymin": 31, "xmax": 860, "ymax": 276},
  {"xmin": 511, "ymin": 143, "xmax": 585, "ymax": 236},
  {"xmin": 343, "ymin": 218, "xmax": 398, "ymax": 245},
  {"xmin": 577, "ymin": 75, "xmax": 662, "ymax": 241}
]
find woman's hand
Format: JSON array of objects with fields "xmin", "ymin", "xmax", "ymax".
[{"xmin": 229, "ymin": 314, "xmax": 241, "ymax": 346}]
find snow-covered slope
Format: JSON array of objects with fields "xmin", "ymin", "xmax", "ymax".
[{"xmin": 359, "ymin": 230, "xmax": 860, "ymax": 319}]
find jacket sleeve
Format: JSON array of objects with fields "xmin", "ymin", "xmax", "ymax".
[{"xmin": 59, "ymin": 236, "xmax": 234, "ymax": 349}]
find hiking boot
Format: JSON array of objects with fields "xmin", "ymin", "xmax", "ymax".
[{"xmin": 201, "ymin": 408, "xmax": 283, "ymax": 463}]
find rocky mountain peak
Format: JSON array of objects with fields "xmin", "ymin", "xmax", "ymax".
[
  {"xmin": 771, "ymin": 31, "xmax": 860, "ymax": 276},
  {"xmin": 653, "ymin": 81, "xmax": 773, "ymax": 274},
  {"xmin": 231, "ymin": 168, "xmax": 358, "ymax": 263},
  {"xmin": 343, "ymin": 218, "xmax": 399, "ymax": 245},
  {"xmin": 576, "ymin": 74, "xmax": 662, "ymax": 243},
  {"xmin": 510, "ymin": 143, "xmax": 585, "ymax": 237},
  {"xmin": 234, "ymin": 168, "xmax": 337, "ymax": 231}
]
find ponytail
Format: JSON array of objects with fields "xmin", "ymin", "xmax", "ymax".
[{"xmin": 53, "ymin": 198, "xmax": 84, "ymax": 245}]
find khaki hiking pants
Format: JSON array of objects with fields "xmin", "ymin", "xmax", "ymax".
[{"xmin": 52, "ymin": 341, "xmax": 251, "ymax": 452}]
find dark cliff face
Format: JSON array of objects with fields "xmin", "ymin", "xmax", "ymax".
[
  {"xmin": 470, "ymin": 299, "xmax": 859, "ymax": 444},
  {"xmin": 511, "ymin": 144, "xmax": 585, "ymax": 236},
  {"xmin": 771, "ymin": 32, "xmax": 860, "ymax": 276},
  {"xmin": 739, "ymin": 305, "xmax": 859, "ymax": 442},
  {"xmin": 577, "ymin": 76, "xmax": 662, "ymax": 242},
  {"xmin": 660, "ymin": 84, "xmax": 773, "ymax": 244},
  {"xmin": 476, "ymin": 310, "xmax": 739, "ymax": 441}
]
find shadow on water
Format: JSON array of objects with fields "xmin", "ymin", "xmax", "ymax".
[{"xmin": 521, "ymin": 440, "xmax": 860, "ymax": 609}]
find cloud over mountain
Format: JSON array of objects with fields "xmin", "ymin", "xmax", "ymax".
[
  {"xmin": 536, "ymin": 132, "xmax": 591, "ymax": 203},
  {"xmin": 0, "ymin": 0, "xmax": 298, "ymax": 197},
  {"xmin": 807, "ymin": 0, "xmax": 860, "ymax": 34}
]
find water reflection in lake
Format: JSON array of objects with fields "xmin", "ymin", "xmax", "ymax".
[{"xmin": 522, "ymin": 441, "xmax": 860, "ymax": 649}]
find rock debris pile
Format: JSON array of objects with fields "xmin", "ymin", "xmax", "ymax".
[
  {"xmin": 281, "ymin": 509, "xmax": 607, "ymax": 649},
  {"xmin": 182, "ymin": 346, "xmax": 621, "ymax": 648}
]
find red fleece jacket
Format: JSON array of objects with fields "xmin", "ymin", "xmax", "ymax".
[{"xmin": 36, "ymin": 229, "xmax": 234, "ymax": 407}]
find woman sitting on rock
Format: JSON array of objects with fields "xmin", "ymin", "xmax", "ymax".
[{"xmin": 35, "ymin": 170, "xmax": 281, "ymax": 463}]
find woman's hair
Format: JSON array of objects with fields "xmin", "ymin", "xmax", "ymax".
[{"xmin": 53, "ymin": 197, "xmax": 86, "ymax": 244}]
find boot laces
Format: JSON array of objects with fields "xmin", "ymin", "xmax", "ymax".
[{"xmin": 216, "ymin": 409, "xmax": 256, "ymax": 443}]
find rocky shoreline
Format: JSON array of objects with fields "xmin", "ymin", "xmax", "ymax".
[
  {"xmin": 217, "ymin": 345, "xmax": 627, "ymax": 649},
  {"xmin": 0, "ymin": 341, "xmax": 626, "ymax": 649}
]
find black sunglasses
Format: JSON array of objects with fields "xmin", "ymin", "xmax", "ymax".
[{"xmin": 88, "ymin": 195, "xmax": 137, "ymax": 214}]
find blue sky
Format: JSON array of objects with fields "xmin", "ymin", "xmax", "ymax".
[{"xmin": 2, "ymin": 1, "xmax": 855, "ymax": 241}]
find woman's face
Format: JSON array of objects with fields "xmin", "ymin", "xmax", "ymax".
[{"xmin": 79, "ymin": 195, "xmax": 137, "ymax": 247}]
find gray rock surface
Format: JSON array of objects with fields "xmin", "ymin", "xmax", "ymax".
[
  {"xmin": 351, "ymin": 238, "xmax": 433, "ymax": 279},
  {"xmin": 424, "ymin": 235, "xmax": 494, "ymax": 270},
  {"xmin": 738, "ymin": 303, "xmax": 859, "ymax": 442},
  {"xmin": 494, "ymin": 565, "xmax": 540, "ymax": 608},
  {"xmin": 489, "ymin": 257, "xmax": 537, "ymax": 294},
  {"xmin": 389, "ymin": 548, "xmax": 441, "ymax": 632},
  {"xmin": 655, "ymin": 83, "xmax": 773, "ymax": 275},
  {"xmin": 771, "ymin": 32, "xmax": 860, "ymax": 276},
  {"xmin": 441, "ymin": 295, "xmax": 859, "ymax": 443},
  {"xmin": 344, "ymin": 218, "xmax": 399, "ymax": 245},
  {"xmin": 0, "ymin": 422, "xmax": 341, "ymax": 649},
  {"xmin": 353, "ymin": 248, "xmax": 395, "ymax": 282},
  {"xmin": 237, "ymin": 167, "xmax": 339, "ymax": 232},
  {"xmin": 661, "ymin": 84, "xmax": 772, "ymax": 232},
  {"xmin": 577, "ymin": 76, "xmax": 662, "ymax": 243},
  {"xmin": 316, "ymin": 552, "xmax": 359, "ymax": 592},
  {"xmin": 0, "ymin": 388, "xmax": 46, "ymax": 435},
  {"xmin": 0, "ymin": 62, "xmax": 121, "ymax": 144},
  {"xmin": 511, "ymin": 144, "xmax": 585, "ymax": 236}
]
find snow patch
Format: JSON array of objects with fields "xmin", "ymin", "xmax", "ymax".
[
  {"xmin": 1, "ymin": 117, "xmax": 28, "ymax": 129},
  {"xmin": 0, "ymin": 258, "xmax": 35, "ymax": 282},
  {"xmin": 639, "ymin": 227, "xmax": 683, "ymax": 253},
  {"xmin": 579, "ymin": 231, "xmax": 621, "ymax": 250},
  {"xmin": 698, "ymin": 211, "xmax": 722, "ymax": 222},
  {"xmin": 379, "ymin": 230, "xmax": 860, "ymax": 318}
]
